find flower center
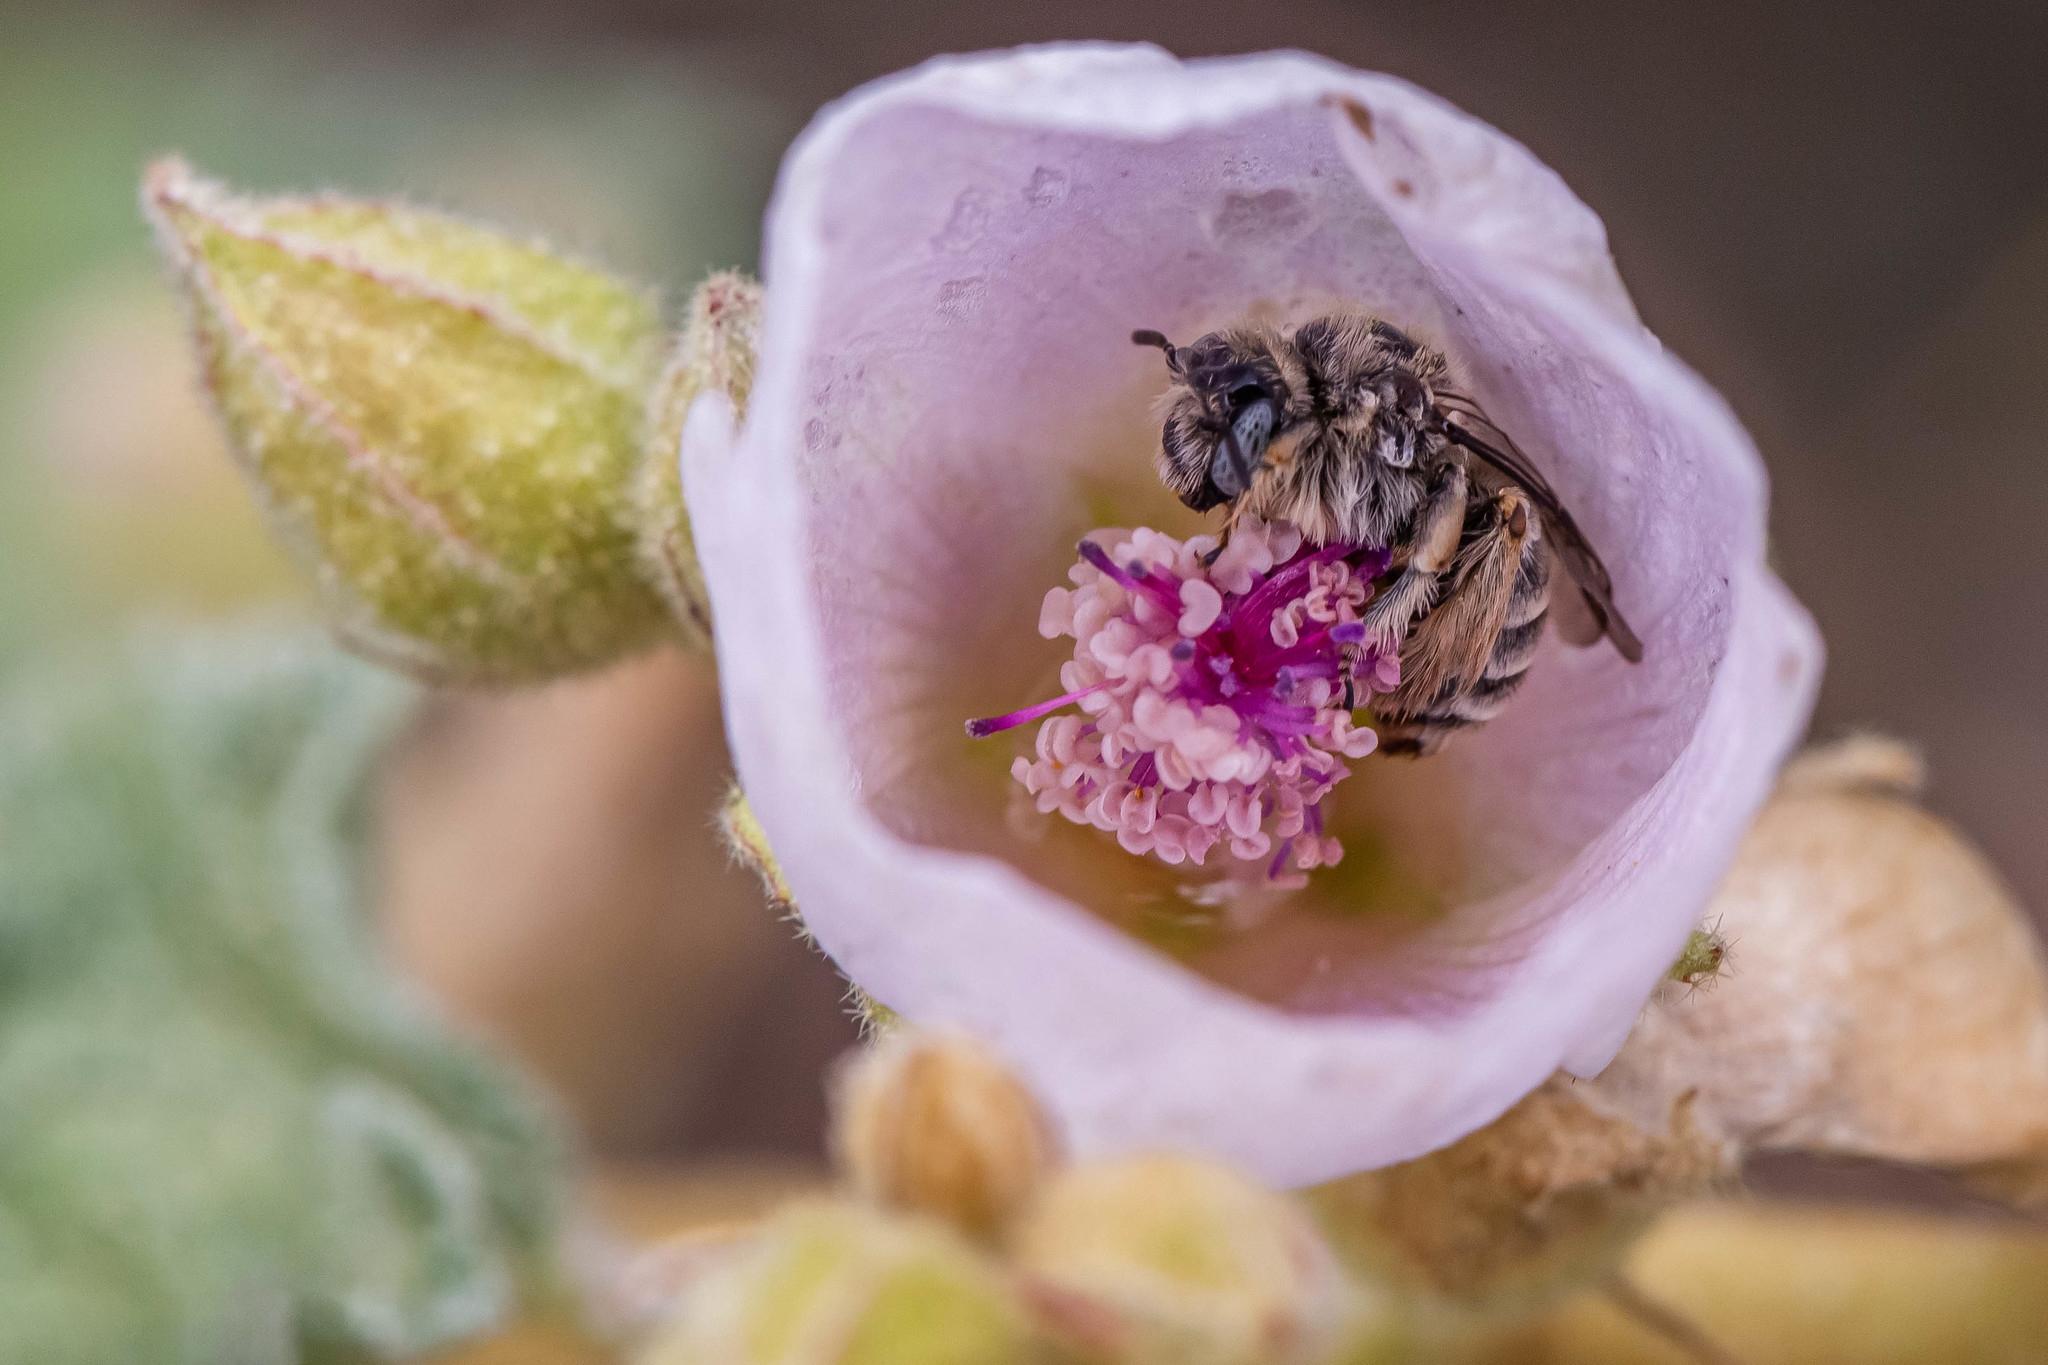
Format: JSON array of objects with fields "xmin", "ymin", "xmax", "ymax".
[{"xmin": 968, "ymin": 518, "xmax": 1397, "ymax": 883}]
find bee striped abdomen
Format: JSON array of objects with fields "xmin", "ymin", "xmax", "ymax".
[{"xmin": 1377, "ymin": 504, "xmax": 1550, "ymax": 756}]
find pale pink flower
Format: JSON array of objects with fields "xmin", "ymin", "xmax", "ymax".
[{"xmin": 683, "ymin": 45, "xmax": 1822, "ymax": 1184}]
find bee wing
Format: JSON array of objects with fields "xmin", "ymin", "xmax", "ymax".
[
  {"xmin": 1435, "ymin": 411, "xmax": 1645, "ymax": 663},
  {"xmin": 1546, "ymin": 569, "xmax": 1607, "ymax": 648}
]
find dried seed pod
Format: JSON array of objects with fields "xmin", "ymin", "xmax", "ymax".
[
  {"xmin": 831, "ymin": 1032, "xmax": 1058, "ymax": 1238},
  {"xmin": 1307, "ymin": 1080, "xmax": 1731, "ymax": 1313},
  {"xmin": 1586, "ymin": 736, "xmax": 2048, "ymax": 1187}
]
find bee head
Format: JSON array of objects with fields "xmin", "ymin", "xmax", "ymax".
[{"xmin": 1133, "ymin": 327, "xmax": 1286, "ymax": 511}]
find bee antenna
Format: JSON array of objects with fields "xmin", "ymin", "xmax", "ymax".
[{"xmin": 1131, "ymin": 328, "xmax": 1184, "ymax": 374}]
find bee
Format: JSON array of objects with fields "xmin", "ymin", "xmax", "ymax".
[{"xmin": 1133, "ymin": 314, "xmax": 1642, "ymax": 755}]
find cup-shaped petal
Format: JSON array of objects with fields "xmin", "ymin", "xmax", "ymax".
[{"xmin": 686, "ymin": 45, "xmax": 1821, "ymax": 1185}]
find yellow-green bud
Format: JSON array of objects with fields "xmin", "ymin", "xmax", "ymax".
[
  {"xmin": 847, "ymin": 989, "xmax": 901, "ymax": 1039},
  {"xmin": 636, "ymin": 271, "xmax": 762, "ymax": 646},
  {"xmin": 717, "ymin": 784, "xmax": 794, "ymax": 916},
  {"xmin": 717, "ymin": 783, "xmax": 905, "ymax": 1037},
  {"xmin": 1012, "ymin": 1155, "xmax": 1368, "ymax": 1365},
  {"xmin": 637, "ymin": 1201, "xmax": 1046, "ymax": 1365},
  {"xmin": 143, "ymin": 158, "xmax": 671, "ymax": 683},
  {"xmin": 831, "ymin": 1032, "xmax": 1059, "ymax": 1239},
  {"xmin": 715, "ymin": 784, "xmax": 901, "ymax": 1035},
  {"xmin": 1667, "ymin": 926, "xmax": 1729, "ymax": 987}
]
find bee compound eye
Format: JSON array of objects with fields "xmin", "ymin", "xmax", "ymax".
[{"xmin": 1231, "ymin": 398, "xmax": 1274, "ymax": 451}]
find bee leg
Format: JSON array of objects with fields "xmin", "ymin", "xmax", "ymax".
[
  {"xmin": 1374, "ymin": 695, "xmax": 1453, "ymax": 757},
  {"xmin": 1361, "ymin": 461, "xmax": 1468, "ymax": 655},
  {"xmin": 1378, "ymin": 705, "xmax": 1468, "ymax": 758},
  {"xmin": 1375, "ymin": 727, "xmax": 1438, "ymax": 759},
  {"xmin": 1200, "ymin": 508, "xmax": 1240, "ymax": 567}
]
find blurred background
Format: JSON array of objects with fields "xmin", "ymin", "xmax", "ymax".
[{"xmin": 5, "ymin": 0, "xmax": 2047, "ymax": 1215}]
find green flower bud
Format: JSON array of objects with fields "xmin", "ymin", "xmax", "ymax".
[
  {"xmin": 1667, "ymin": 925, "xmax": 1729, "ymax": 987},
  {"xmin": 143, "ymin": 158, "xmax": 671, "ymax": 683},
  {"xmin": 719, "ymin": 784, "xmax": 907, "ymax": 1035},
  {"xmin": 718, "ymin": 783, "xmax": 794, "ymax": 915},
  {"xmin": 636, "ymin": 271, "xmax": 762, "ymax": 646},
  {"xmin": 1012, "ymin": 1155, "xmax": 1372, "ymax": 1365},
  {"xmin": 639, "ymin": 1201, "xmax": 1046, "ymax": 1365},
  {"xmin": 848, "ymin": 988, "xmax": 901, "ymax": 1039}
]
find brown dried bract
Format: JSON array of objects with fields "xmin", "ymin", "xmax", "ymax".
[
  {"xmin": 831, "ymin": 1031, "xmax": 1060, "ymax": 1238},
  {"xmin": 1583, "ymin": 736, "xmax": 2048, "ymax": 1191},
  {"xmin": 1307, "ymin": 1081, "xmax": 1730, "ymax": 1312}
]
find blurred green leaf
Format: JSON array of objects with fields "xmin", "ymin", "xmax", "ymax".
[{"xmin": 0, "ymin": 627, "xmax": 576, "ymax": 1364}]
